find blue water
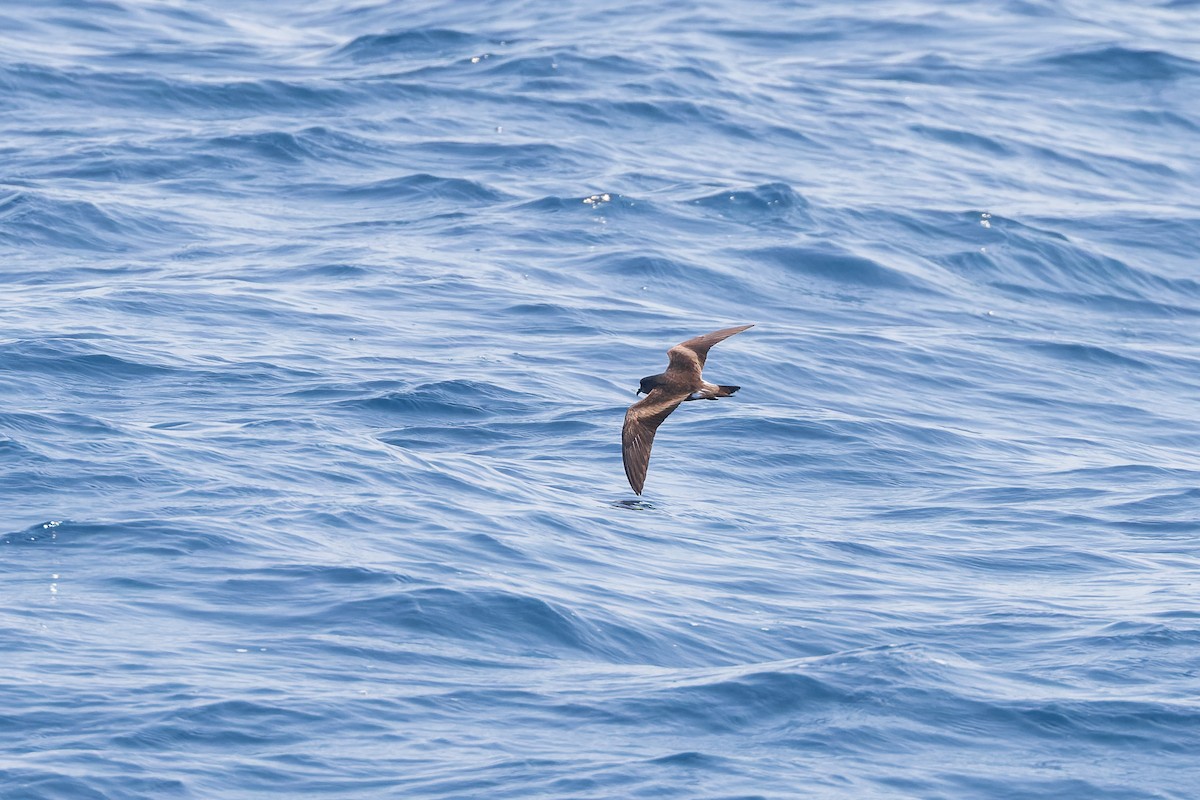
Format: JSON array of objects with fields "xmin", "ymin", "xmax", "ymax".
[{"xmin": 3, "ymin": 1, "xmax": 1199, "ymax": 797}]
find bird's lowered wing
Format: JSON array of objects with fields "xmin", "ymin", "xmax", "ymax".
[{"xmin": 622, "ymin": 389, "xmax": 688, "ymax": 495}]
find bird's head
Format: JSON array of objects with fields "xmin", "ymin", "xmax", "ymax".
[{"xmin": 636, "ymin": 375, "xmax": 661, "ymax": 396}]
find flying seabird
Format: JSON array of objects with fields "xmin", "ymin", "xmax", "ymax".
[{"xmin": 622, "ymin": 324, "xmax": 754, "ymax": 495}]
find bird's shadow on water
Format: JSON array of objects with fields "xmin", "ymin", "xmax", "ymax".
[{"xmin": 611, "ymin": 498, "xmax": 657, "ymax": 511}]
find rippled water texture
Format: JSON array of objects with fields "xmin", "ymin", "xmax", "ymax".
[{"xmin": 3, "ymin": 1, "xmax": 1199, "ymax": 798}]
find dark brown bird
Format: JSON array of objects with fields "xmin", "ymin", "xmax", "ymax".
[{"xmin": 622, "ymin": 324, "xmax": 754, "ymax": 495}]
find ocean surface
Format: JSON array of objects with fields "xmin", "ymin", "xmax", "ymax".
[{"xmin": 3, "ymin": 1, "xmax": 1199, "ymax": 798}]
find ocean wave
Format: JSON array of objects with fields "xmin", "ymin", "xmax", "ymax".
[
  {"xmin": 1, "ymin": 519, "xmax": 233, "ymax": 554},
  {"xmin": 1034, "ymin": 45, "xmax": 1200, "ymax": 83},
  {"xmin": 331, "ymin": 28, "xmax": 485, "ymax": 64},
  {"xmin": 343, "ymin": 379, "xmax": 531, "ymax": 423},
  {"xmin": 0, "ymin": 338, "xmax": 178, "ymax": 380},
  {"xmin": 750, "ymin": 244, "xmax": 932, "ymax": 291},
  {"xmin": 0, "ymin": 188, "xmax": 190, "ymax": 252},
  {"xmin": 322, "ymin": 173, "xmax": 507, "ymax": 204}
]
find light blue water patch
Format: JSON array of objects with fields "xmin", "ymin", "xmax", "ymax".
[{"xmin": 3, "ymin": 1, "xmax": 1199, "ymax": 798}]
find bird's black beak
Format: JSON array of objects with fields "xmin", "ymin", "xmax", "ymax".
[{"xmin": 636, "ymin": 388, "xmax": 644, "ymax": 396}]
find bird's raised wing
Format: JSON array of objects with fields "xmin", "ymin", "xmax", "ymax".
[
  {"xmin": 622, "ymin": 389, "xmax": 687, "ymax": 495},
  {"xmin": 666, "ymin": 323, "xmax": 754, "ymax": 375}
]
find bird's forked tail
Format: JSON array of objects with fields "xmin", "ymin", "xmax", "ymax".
[{"xmin": 687, "ymin": 384, "xmax": 742, "ymax": 401}]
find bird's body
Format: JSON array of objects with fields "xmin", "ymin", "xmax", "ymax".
[{"xmin": 622, "ymin": 324, "xmax": 754, "ymax": 495}]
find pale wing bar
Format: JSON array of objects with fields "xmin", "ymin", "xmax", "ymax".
[{"xmin": 667, "ymin": 323, "xmax": 754, "ymax": 372}]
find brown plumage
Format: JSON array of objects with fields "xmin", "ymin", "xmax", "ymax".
[{"xmin": 622, "ymin": 324, "xmax": 754, "ymax": 495}]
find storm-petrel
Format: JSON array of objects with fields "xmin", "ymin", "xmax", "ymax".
[{"xmin": 622, "ymin": 324, "xmax": 754, "ymax": 495}]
